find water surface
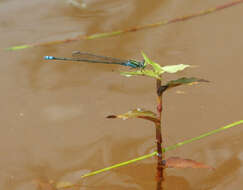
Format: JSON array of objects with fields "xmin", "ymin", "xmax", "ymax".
[{"xmin": 0, "ymin": 0, "xmax": 243, "ymax": 189}]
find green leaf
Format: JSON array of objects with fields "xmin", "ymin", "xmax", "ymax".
[
  {"xmin": 141, "ymin": 51, "xmax": 163, "ymax": 73},
  {"xmin": 87, "ymin": 31, "xmax": 123, "ymax": 39},
  {"xmin": 120, "ymin": 69, "xmax": 161, "ymax": 80},
  {"xmin": 5, "ymin": 44, "xmax": 31, "ymax": 51},
  {"xmin": 166, "ymin": 77, "xmax": 209, "ymax": 89},
  {"xmin": 107, "ymin": 108, "xmax": 159, "ymax": 123},
  {"xmin": 162, "ymin": 64, "xmax": 190, "ymax": 73}
]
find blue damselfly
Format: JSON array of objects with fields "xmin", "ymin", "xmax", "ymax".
[{"xmin": 44, "ymin": 51, "xmax": 145, "ymax": 69}]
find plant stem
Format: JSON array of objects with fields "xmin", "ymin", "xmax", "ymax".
[
  {"xmin": 6, "ymin": 0, "xmax": 243, "ymax": 51},
  {"xmin": 156, "ymin": 80, "xmax": 164, "ymax": 190}
]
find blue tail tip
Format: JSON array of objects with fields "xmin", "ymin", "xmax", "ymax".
[{"xmin": 44, "ymin": 56, "xmax": 54, "ymax": 60}]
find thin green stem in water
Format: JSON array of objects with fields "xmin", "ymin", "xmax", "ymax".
[{"xmin": 80, "ymin": 120, "xmax": 243, "ymax": 179}]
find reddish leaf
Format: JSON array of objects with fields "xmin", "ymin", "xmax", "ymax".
[
  {"xmin": 106, "ymin": 108, "xmax": 159, "ymax": 123},
  {"xmin": 166, "ymin": 77, "xmax": 209, "ymax": 89},
  {"xmin": 164, "ymin": 157, "xmax": 214, "ymax": 170},
  {"xmin": 157, "ymin": 77, "xmax": 209, "ymax": 95},
  {"xmin": 106, "ymin": 115, "xmax": 117, "ymax": 119}
]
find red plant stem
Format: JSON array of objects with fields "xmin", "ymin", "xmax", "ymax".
[{"xmin": 156, "ymin": 80, "xmax": 164, "ymax": 190}]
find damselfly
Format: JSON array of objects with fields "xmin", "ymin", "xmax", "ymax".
[{"xmin": 44, "ymin": 51, "xmax": 145, "ymax": 69}]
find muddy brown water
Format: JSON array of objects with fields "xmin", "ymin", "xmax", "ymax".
[{"xmin": 0, "ymin": 0, "xmax": 243, "ymax": 189}]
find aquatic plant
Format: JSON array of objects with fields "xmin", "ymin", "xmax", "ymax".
[
  {"xmin": 38, "ymin": 52, "xmax": 243, "ymax": 189},
  {"xmin": 106, "ymin": 52, "xmax": 211, "ymax": 189}
]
